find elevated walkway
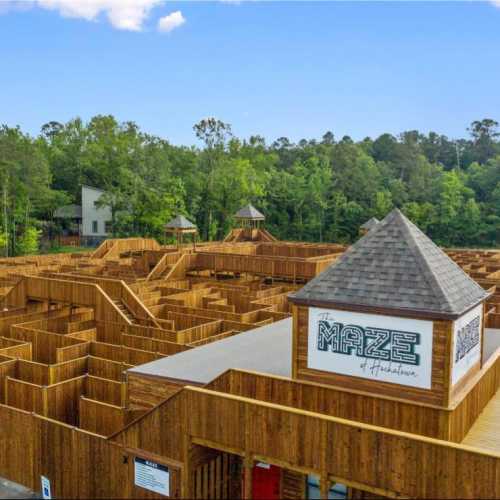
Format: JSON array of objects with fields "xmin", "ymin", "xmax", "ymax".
[{"xmin": 462, "ymin": 389, "xmax": 500, "ymax": 452}]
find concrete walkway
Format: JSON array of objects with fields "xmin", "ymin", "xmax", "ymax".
[{"xmin": 0, "ymin": 477, "xmax": 38, "ymax": 499}]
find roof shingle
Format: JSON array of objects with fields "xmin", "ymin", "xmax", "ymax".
[
  {"xmin": 165, "ymin": 215, "xmax": 197, "ymax": 230},
  {"xmin": 234, "ymin": 204, "xmax": 265, "ymax": 220},
  {"xmin": 290, "ymin": 209, "xmax": 489, "ymax": 318},
  {"xmin": 360, "ymin": 217, "xmax": 379, "ymax": 231}
]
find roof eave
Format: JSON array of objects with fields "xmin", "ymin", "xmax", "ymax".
[{"xmin": 288, "ymin": 294, "xmax": 491, "ymax": 322}]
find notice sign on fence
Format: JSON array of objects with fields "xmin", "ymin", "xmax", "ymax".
[
  {"xmin": 134, "ymin": 457, "xmax": 170, "ymax": 497},
  {"xmin": 41, "ymin": 475, "xmax": 52, "ymax": 500}
]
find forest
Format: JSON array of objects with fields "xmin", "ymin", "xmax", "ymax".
[{"xmin": 0, "ymin": 115, "xmax": 499, "ymax": 255}]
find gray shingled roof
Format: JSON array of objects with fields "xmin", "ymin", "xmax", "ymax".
[
  {"xmin": 165, "ymin": 215, "xmax": 197, "ymax": 230},
  {"xmin": 360, "ymin": 217, "xmax": 379, "ymax": 231},
  {"xmin": 290, "ymin": 208, "xmax": 489, "ymax": 318},
  {"xmin": 234, "ymin": 204, "xmax": 265, "ymax": 220},
  {"xmin": 54, "ymin": 204, "xmax": 82, "ymax": 219}
]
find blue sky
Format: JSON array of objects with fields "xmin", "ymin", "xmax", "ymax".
[{"xmin": 1, "ymin": 1, "xmax": 499, "ymax": 145}]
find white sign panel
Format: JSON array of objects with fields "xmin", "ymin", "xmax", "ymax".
[
  {"xmin": 41, "ymin": 475, "xmax": 52, "ymax": 500},
  {"xmin": 134, "ymin": 457, "xmax": 170, "ymax": 497},
  {"xmin": 451, "ymin": 304, "xmax": 482, "ymax": 386},
  {"xmin": 307, "ymin": 307, "xmax": 434, "ymax": 389}
]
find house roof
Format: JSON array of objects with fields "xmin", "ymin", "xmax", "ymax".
[
  {"xmin": 165, "ymin": 215, "xmax": 197, "ymax": 231},
  {"xmin": 54, "ymin": 204, "xmax": 82, "ymax": 219},
  {"xmin": 128, "ymin": 318, "xmax": 292, "ymax": 384},
  {"xmin": 289, "ymin": 208, "xmax": 489, "ymax": 319},
  {"xmin": 360, "ymin": 217, "xmax": 380, "ymax": 231},
  {"xmin": 234, "ymin": 204, "xmax": 265, "ymax": 220}
]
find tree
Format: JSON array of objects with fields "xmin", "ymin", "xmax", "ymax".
[
  {"xmin": 16, "ymin": 226, "xmax": 41, "ymax": 256},
  {"xmin": 468, "ymin": 119, "xmax": 500, "ymax": 164},
  {"xmin": 193, "ymin": 118, "xmax": 232, "ymax": 240}
]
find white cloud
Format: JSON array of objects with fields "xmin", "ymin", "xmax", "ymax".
[
  {"xmin": 491, "ymin": 0, "xmax": 500, "ymax": 7},
  {"xmin": 36, "ymin": 0, "xmax": 164, "ymax": 31},
  {"xmin": 157, "ymin": 10, "xmax": 185, "ymax": 33}
]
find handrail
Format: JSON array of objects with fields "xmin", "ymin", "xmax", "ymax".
[{"xmin": 120, "ymin": 281, "xmax": 162, "ymax": 329}]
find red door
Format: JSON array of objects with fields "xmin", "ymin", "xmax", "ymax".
[{"xmin": 252, "ymin": 462, "xmax": 281, "ymax": 500}]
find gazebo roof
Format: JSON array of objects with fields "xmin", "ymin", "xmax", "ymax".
[
  {"xmin": 54, "ymin": 204, "xmax": 82, "ymax": 219},
  {"xmin": 290, "ymin": 208, "xmax": 489, "ymax": 319},
  {"xmin": 360, "ymin": 217, "xmax": 380, "ymax": 231},
  {"xmin": 165, "ymin": 215, "xmax": 197, "ymax": 232},
  {"xmin": 234, "ymin": 204, "xmax": 265, "ymax": 220}
]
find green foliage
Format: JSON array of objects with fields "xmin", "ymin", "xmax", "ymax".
[
  {"xmin": 0, "ymin": 116, "xmax": 499, "ymax": 251},
  {"xmin": 16, "ymin": 226, "xmax": 41, "ymax": 256}
]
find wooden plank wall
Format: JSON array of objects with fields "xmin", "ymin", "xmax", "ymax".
[
  {"xmin": 50, "ymin": 357, "xmax": 88, "ymax": 383},
  {"xmin": 9, "ymin": 325, "xmax": 86, "ymax": 364},
  {"xmin": 89, "ymin": 341, "xmax": 161, "ymax": 365},
  {"xmin": 127, "ymin": 372, "xmax": 186, "ymax": 408},
  {"xmin": 111, "ymin": 385, "xmax": 500, "ymax": 499},
  {"xmin": 206, "ymin": 369, "xmax": 450, "ymax": 439},
  {"xmin": 45, "ymin": 376, "xmax": 86, "ymax": 425},
  {"xmin": 88, "ymin": 356, "xmax": 130, "ymax": 382},
  {"xmin": 85, "ymin": 375, "xmax": 124, "ymax": 406},
  {"xmin": 5, "ymin": 377, "xmax": 45, "ymax": 413},
  {"xmin": 0, "ymin": 356, "xmax": 16, "ymax": 402},
  {"xmin": 79, "ymin": 397, "xmax": 126, "ymax": 436},
  {"xmin": 184, "ymin": 387, "xmax": 500, "ymax": 499}
]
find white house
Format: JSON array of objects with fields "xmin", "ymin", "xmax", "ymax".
[
  {"xmin": 81, "ymin": 185, "xmax": 112, "ymax": 243},
  {"xmin": 54, "ymin": 185, "xmax": 112, "ymax": 246}
]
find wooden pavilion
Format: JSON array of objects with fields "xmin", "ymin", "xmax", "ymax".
[
  {"xmin": 234, "ymin": 204, "xmax": 265, "ymax": 228},
  {"xmin": 165, "ymin": 215, "xmax": 198, "ymax": 249},
  {"xmin": 0, "ymin": 214, "xmax": 499, "ymax": 499}
]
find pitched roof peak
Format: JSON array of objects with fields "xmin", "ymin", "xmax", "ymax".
[
  {"xmin": 290, "ymin": 208, "xmax": 489, "ymax": 319},
  {"xmin": 360, "ymin": 216, "xmax": 380, "ymax": 231},
  {"xmin": 234, "ymin": 204, "xmax": 265, "ymax": 220},
  {"xmin": 165, "ymin": 215, "xmax": 197, "ymax": 230}
]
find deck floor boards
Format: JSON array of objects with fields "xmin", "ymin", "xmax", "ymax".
[{"xmin": 462, "ymin": 389, "xmax": 500, "ymax": 452}]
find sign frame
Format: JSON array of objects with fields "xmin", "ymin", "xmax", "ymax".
[
  {"xmin": 451, "ymin": 304, "xmax": 482, "ymax": 386},
  {"xmin": 134, "ymin": 456, "xmax": 170, "ymax": 497},
  {"xmin": 307, "ymin": 307, "xmax": 434, "ymax": 389}
]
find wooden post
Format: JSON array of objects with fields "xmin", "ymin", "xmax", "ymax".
[
  {"xmin": 181, "ymin": 435, "xmax": 192, "ymax": 499},
  {"xmin": 42, "ymin": 385, "xmax": 49, "ymax": 416},
  {"xmin": 242, "ymin": 456, "xmax": 253, "ymax": 500},
  {"xmin": 319, "ymin": 476, "xmax": 331, "ymax": 500}
]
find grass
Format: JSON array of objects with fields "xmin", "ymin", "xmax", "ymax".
[{"xmin": 43, "ymin": 246, "xmax": 90, "ymax": 254}]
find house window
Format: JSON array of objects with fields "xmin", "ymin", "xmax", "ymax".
[
  {"xmin": 105, "ymin": 221, "xmax": 112, "ymax": 234},
  {"xmin": 92, "ymin": 220, "xmax": 98, "ymax": 234}
]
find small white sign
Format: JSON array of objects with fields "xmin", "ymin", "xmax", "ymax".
[
  {"xmin": 307, "ymin": 307, "xmax": 434, "ymax": 389},
  {"xmin": 451, "ymin": 304, "xmax": 482, "ymax": 386},
  {"xmin": 41, "ymin": 475, "xmax": 51, "ymax": 500},
  {"xmin": 134, "ymin": 457, "xmax": 170, "ymax": 497},
  {"xmin": 256, "ymin": 462, "xmax": 271, "ymax": 469}
]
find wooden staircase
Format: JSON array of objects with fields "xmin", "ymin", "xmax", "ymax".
[{"xmin": 112, "ymin": 299, "xmax": 139, "ymax": 324}]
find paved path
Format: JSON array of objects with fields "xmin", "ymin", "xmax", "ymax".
[{"xmin": 0, "ymin": 478, "xmax": 38, "ymax": 499}]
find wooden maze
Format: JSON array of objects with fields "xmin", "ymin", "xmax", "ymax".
[
  {"xmin": 446, "ymin": 248, "xmax": 500, "ymax": 328},
  {"xmin": 0, "ymin": 230, "xmax": 500, "ymax": 499},
  {"xmin": 0, "ymin": 233, "xmax": 345, "ymax": 438}
]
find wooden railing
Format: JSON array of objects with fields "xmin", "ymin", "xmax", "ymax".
[
  {"xmin": 183, "ymin": 386, "xmax": 500, "ymax": 499},
  {"xmin": 193, "ymin": 252, "xmax": 325, "ymax": 280},
  {"xmin": 38, "ymin": 273, "xmax": 161, "ymax": 328},
  {"xmin": 111, "ymin": 384, "xmax": 500, "ymax": 499},
  {"xmin": 206, "ymin": 350, "xmax": 500, "ymax": 444},
  {"xmin": 146, "ymin": 252, "xmax": 182, "ymax": 281},
  {"xmin": 91, "ymin": 238, "xmax": 161, "ymax": 260},
  {"xmin": 449, "ymin": 347, "xmax": 500, "ymax": 441},
  {"xmin": 14, "ymin": 276, "xmax": 132, "ymax": 325}
]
